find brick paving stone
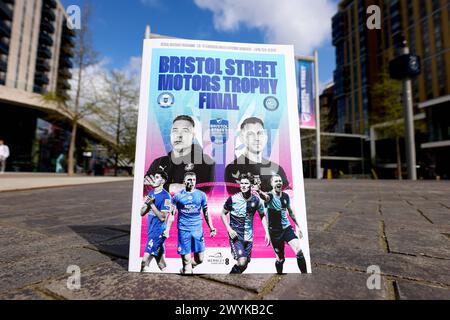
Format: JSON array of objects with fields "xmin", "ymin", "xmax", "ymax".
[
  {"xmin": 85, "ymin": 235, "xmax": 130, "ymax": 259},
  {"xmin": 200, "ymin": 274, "xmax": 274, "ymax": 293},
  {"xmin": 313, "ymin": 246, "xmax": 450, "ymax": 286},
  {"xmin": 385, "ymin": 227, "xmax": 450, "ymax": 259},
  {"xmin": 0, "ymin": 224, "xmax": 47, "ymax": 247},
  {"xmin": 309, "ymin": 230, "xmax": 383, "ymax": 253},
  {"xmin": 0, "ymin": 247, "xmax": 111, "ymax": 294},
  {"xmin": 0, "ymin": 288, "xmax": 53, "ymax": 300},
  {"xmin": 42, "ymin": 259, "xmax": 255, "ymax": 300},
  {"xmin": 0, "ymin": 227, "xmax": 127, "ymax": 265},
  {"xmin": 264, "ymin": 266, "xmax": 387, "ymax": 300},
  {"xmin": 2, "ymin": 180, "xmax": 450, "ymax": 300},
  {"xmin": 397, "ymin": 281, "xmax": 450, "ymax": 300},
  {"xmin": 328, "ymin": 215, "xmax": 380, "ymax": 237}
]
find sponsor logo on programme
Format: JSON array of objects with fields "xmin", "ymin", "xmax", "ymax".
[{"xmin": 207, "ymin": 252, "xmax": 229, "ymax": 265}]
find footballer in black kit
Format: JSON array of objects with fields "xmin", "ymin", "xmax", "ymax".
[
  {"xmin": 145, "ymin": 115, "xmax": 215, "ymax": 194},
  {"xmin": 225, "ymin": 117, "xmax": 289, "ymax": 194}
]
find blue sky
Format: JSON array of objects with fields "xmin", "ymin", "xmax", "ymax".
[{"xmin": 62, "ymin": 0, "xmax": 338, "ymax": 90}]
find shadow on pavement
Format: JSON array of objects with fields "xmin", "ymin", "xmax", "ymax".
[{"xmin": 69, "ymin": 225, "xmax": 130, "ymax": 270}]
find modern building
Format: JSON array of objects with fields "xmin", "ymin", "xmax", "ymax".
[
  {"xmin": 302, "ymin": 82, "xmax": 370, "ymax": 178},
  {"xmin": 0, "ymin": 0, "xmax": 115, "ymax": 173},
  {"xmin": 331, "ymin": 0, "xmax": 450, "ymax": 178}
]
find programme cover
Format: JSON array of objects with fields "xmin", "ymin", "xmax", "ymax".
[{"xmin": 128, "ymin": 38, "xmax": 311, "ymax": 274}]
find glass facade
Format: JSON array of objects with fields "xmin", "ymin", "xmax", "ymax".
[{"xmin": 32, "ymin": 118, "xmax": 71, "ymax": 172}]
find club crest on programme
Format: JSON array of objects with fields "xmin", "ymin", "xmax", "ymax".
[{"xmin": 157, "ymin": 92, "xmax": 174, "ymax": 108}]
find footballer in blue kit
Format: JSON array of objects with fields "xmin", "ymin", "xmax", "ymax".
[
  {"xmin": 165, "ymin": 172, "xmax": 216, "ymax": 274},
  {"xmin": 256, "ymin": 174, "xmax": 308, "ymax": 274},
  {"xmin": 140, "ymin": 170, "xmax": 172, "ymax": 272},
  {"xmin": 221, "ymin": 173, "xmax": 270, "ymax": 274}
]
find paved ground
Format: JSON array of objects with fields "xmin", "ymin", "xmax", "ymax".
[
  {"xmin": 0, "ymin": 173, "xmax": 132, "ymax": 192},
  {"xmin": 0, "ymin": 179, "xmax": 449, "ymax": 300}
]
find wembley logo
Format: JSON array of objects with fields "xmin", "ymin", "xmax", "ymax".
[{"xmin": 207, "ymin": 252, "xmax": 229, "ymax": 265}]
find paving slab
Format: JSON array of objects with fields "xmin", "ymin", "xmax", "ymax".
[
  {"xmin": 200, "ymin": 274, "xmax": 274, "ymax": 293},
  {"xmin": 0, "ymin": 173, "xmax": 132, "ymax": 192},
  {"xmin": 0, "ymin": 247, "xmax": 111, "ymax": 294},
  {"xmin": 0, "ymin": 227, "xmax": 127, "ymax": 265},
  {"xmin": 1, "ymin": 179, "xmax": 450, "ymax": 300},
  {"xmin": 264, "ymin": 266, "xmax": 387, "ymax": 300},
  {"xmin": 385, "ymin": 227, "xmax": 450, "ymax": 259},
  {"xmin": 397, "ymin": 281, "xmax": 450, "ymax": 300},
  {"xmin": 0, "ymin": 288, "xmax": 54, "ymax": 300},
  {"xmin": 42, "ymin": 259, "xmax": 255, "ymax": 300}
]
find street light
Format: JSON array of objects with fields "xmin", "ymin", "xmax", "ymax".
[{"xmin": 389, "ymin": 34, "xmax": 421, "ymax": 180}]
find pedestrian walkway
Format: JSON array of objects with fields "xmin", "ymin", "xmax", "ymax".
[
  {"xmin": 0, "ymin": 179, "xmax": 449, "ymax": 299},
  {"xmin": 0, "ymin": 173, "xmax": 132, "ymax": 192}
]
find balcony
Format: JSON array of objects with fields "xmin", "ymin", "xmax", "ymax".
[
  {"xmin": 39, "ymin": 32, "xmax": 53, "ymax": 46},
  {"xmin": 61, "ymin": 32, "xmax": 75, "ymax": 48},
  {"xmin": 37, "ymin": 45, "xmax": 52, "ymax": 59},
  {"xmin": 44, "ymin": 0, "xmax": 57, "ymax": 9},
  {"xmin": 36, "ymin": 58, "xmax": 50, "ymax": 72},
  {"xmin": 0, "ymin": 19, "xmax": 11, "ymax": 36},
  {"xmin": 34, "ymin": 72, "xmax": 50, "ymax": 85},
  {"xmin": 42, "ymin": 6, "xmax": 55, "ymax": 21},
  {"xmin": 33, "ymin": 85, "xmax": 44, "ymax": 94},
  {"xmin": 0, "ymin": 1, "xmax": 13, "ymax": 20},
  {"xmin": 60, "ymin": 44, "xmax": 74, "ymax": 56},
  {"xmin": 0, "ymin": 41, "xmax": 8, "ymax": 54},
  {"xmin": 56, "ymin": 90, "xmax": 70, "ymax": 101},
  {"xmin": 0, "ymin": 59, "xmax": 7, "ymax": 72},
  {"xmin": 41, "ymin": 19, "xmax": 55, "ymax": 34},
  {"xmin": 60, "ymin": 56, "xmax": 73, "ymax": 69},
  {"xmin": 58, "ymin": 78, "xmax": 71, "ymax": 90},
  {"xmin": 58, "ymin": 67, "xmax": 71, "ymax": 79}
]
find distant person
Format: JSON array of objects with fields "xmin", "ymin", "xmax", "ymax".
[
  {"xmin": 55, "ymin": 153, "xmax": 66, "ymax": 173},
  {"xmin": 145, "ymin": 115, "xmax": 215, "ymax": 194},
  {"xmin": 0, "ymin": 139, "xmax": 10, "ymax": 174},
  {"xmin": 224, "ymin": 117, "xmax": 289, "ymax": 194}
]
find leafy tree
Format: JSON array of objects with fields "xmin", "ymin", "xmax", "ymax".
[{"xmin": 371, "ymin": 71, "xmax": 404, "ymax": 179}]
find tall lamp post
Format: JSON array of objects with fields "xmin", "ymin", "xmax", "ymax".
[{"xmin": 389, "ymin": 36, "xmax": 421, "ymax": 180}]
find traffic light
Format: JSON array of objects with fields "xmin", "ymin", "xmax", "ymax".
[{"xmin": 389, "ymin": 54, "xmax": 421, "ymax": 80}]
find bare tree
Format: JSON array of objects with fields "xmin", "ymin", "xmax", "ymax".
[{"xmin": 90, "ymin": 70, "xmax": 139, "ymax": 176}]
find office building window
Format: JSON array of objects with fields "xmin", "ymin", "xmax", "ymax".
[
  {"xmin": 424, "ymin": 59, "xmax": 433, "ymax": 99},
  {"xmin": 432, "ymin": 0, "xmax": 441, "ymax": 13},
  {"xmin": 407, "ymin": 0, "xmax": 415, "ymax": 26},
  {"xmin": 421, "ymin": 19, "xmax": 430, "ymax": 57},
  {"xmin": 408, "ymin": 26, "xmax": 417, "ymax": 54},
  {"xmin": 436, "ymin": 54, "xmax": 445, "ymax": 95},
  {"xmin": 419, "ymin": 0, "xmax": 428, "ymax": 18},
  {"xmin": 433, "ymin": 12, "xmax": 442, "ymax": 53}
]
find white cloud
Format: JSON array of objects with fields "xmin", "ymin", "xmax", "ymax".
[
  {"xmin": 193, "ymin": 0, "xmax": 336, "ymax": 55},
  {"xmin": 122, "ymin": 56, "xmax": 142, "ymax": 80},
  {"xmin": 68, "ymin": 56, "xmax": 140, "ymax": 111}
]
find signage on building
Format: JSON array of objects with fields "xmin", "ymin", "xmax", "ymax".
[{"xmin": 297, "ymin": 59, "xmax": 316, "ymax": 129}]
